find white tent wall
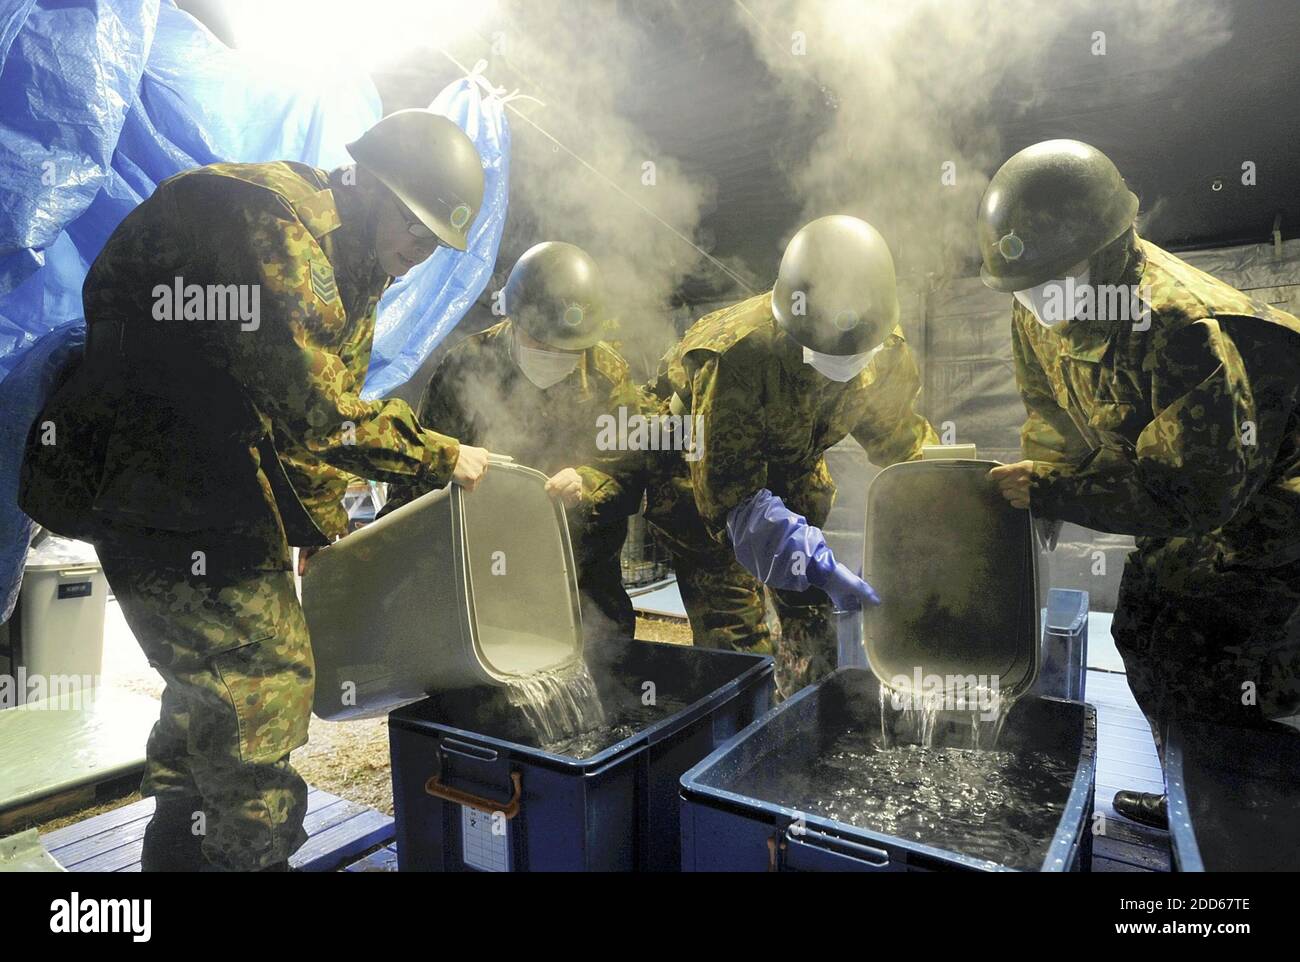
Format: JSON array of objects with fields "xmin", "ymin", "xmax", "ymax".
[{"xmin": 909, "ymin": 237, "xmax": 1300, "ymax": 612}]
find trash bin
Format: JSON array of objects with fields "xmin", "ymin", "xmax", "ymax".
[{"xmin": 1, "ymin": 536, "xmax": 107, "ymax": 707}]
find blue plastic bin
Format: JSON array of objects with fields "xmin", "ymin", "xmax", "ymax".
[
  {"xmin": 680, "ymin": 667, "xmax": 1097, "ymax": 872},
  {"xmin": 1165, "ymin": 717, "xmax": 1300, "ymax": 872},
  {"xmin": 389, "ymin": 638, "xmax": 773, "ymax": 871},
  {"xmin": 1031, "ymin": 588, "xmax": 1089, "ymax": 702}
]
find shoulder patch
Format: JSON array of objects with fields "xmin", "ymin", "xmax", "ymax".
[
  {"xmin": 678, "ymin": 292, "xmax": 775, "ymax": 358},
  {"xmin": 659, "ymin": 291, "xmax": 776, "ymax": 394},
  {"xmin": 295, "ymin": 189, "xmax": 343, "ymax": 242},
  {"xmin": 309, "ymin": 260, "xmax": 340, "ymax": 305}
]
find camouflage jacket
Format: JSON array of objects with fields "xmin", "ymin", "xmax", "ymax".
[
  {"xmin": 645, "ymin": 291, "xmax": 938, "ymax": 550},
  {"xmin": 385, "ymin": 320, "xmax": 649, "ymax": 538},
  {"xmin": 1019, "ymin": 237, "xmax": 1300, "ymax": 581},
  {"xmin": 20, "ymin": 162, "xmax": 460, "ymax": 566}
]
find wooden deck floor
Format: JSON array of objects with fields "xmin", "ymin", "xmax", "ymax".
[
  {"xmin": 1086, "ymin": 669, "xmax": 1171, "ymax": 872},
  {"xmin": 40, "ymin": 787, "xmax": 393, "ymax": 872}
]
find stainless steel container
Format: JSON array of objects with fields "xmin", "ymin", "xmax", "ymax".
[
  {"xmin": 303, "ymin": 463, "xmax": 584, "ymax": 720},
  {"xmin": 862, "ymin": 459, "xmax": 1043, "ymax": 702}
]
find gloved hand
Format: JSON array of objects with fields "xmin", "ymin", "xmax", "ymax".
[
  {"xmin": 726, "ymin": 489, "xmax": 880, "ymax": 611},
  {"xmin": 819, "ymin": 560, "xmax": 881, "ymax": 611}
]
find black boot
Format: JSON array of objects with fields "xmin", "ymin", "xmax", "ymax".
[
  {"xmin": 1113, "ymin": 790, "xmax": 1168, "ymax": 829},
  {"xmin": 140, "ymin": 794, "xmax": 207, "ymax": 872}
]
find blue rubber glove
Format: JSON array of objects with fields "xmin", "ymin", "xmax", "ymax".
[{"xmin": 726, "ymin": 489, "xmax": 880, "ymax": 611}]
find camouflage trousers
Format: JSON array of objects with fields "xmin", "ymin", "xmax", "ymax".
[
  {"xmin": 1112, "ymin": 553, "xmax": 1300, "ymax": 729},
  {"xmin": 577, "ymin": 559, "xmax": 636, "ymax": 642},
  {"xmin": 96, "ymin": 541, "xmax": 313, "ymax": 871},
  {"xmin": 573, "ymin": 519, "xmax": 636, "ymax": 641},
  {"xmin": 671, "ymin": 545, "xmax": 836, "ymax": 700}
]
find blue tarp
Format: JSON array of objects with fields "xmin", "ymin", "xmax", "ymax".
[{"xmin": 0, "ymin": 0, "xmax": 509, "ymax": 618}]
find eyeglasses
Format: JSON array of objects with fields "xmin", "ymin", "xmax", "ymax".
[{"xmin": 392, "ymin": 194, "xmax": 439, "ymax": 242}]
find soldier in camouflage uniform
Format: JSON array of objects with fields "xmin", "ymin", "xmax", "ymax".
[
  {"xmin": 644, "ymin": 217, "xmax": 938, "ymax": 700},
  {"xmin": 19, "ymin": 110, "xmax": 492, "ymax": 870},
  {"xmin": 982, "ymin": 140, "xmax": 1300, "ymax": 827},
  {"xmin": 385, "ymin": 242, "xmax": 647, "ymax": 639}
]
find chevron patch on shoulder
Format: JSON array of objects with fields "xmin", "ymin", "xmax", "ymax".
[{"xmin": 310, "ymin": 260, "xmax": 339, "ymax": 304}]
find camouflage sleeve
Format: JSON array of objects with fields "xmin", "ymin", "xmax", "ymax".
[
  {"xmin": 1031, "ymin": 319, "xmax": 1295, "ymax": 536},
  {"xmin": 575, "ymin": 380, "xmax": 654, "ymax": 525},
  {"xmin": 221, "ymin": 191, "xmax": 460, "ymax": 491},
  {"xmin": 1011, "ymin": 308, "xmax": 1090, "ymax": 466},
  {"xmin": 688, "ymin": 350, "xmax": 768, "ymax": 544},
  {"xmin": 381, "ymin": 352, "xmax": 474, "ymax": 514},
  {"xmin": 848, "ymin": 336, "xmax": 939, "ymax": 464}
]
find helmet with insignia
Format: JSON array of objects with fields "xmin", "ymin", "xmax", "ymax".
[
  {"xmin": 771, "ymin": 215, "xmax": 899, "ymax": 355},
  {"xmin": 978, "ymin": 139, "xmax": 1138, "ymax": 292},
  {"xmin": 347, "ymin": 109, "xmax": 485, "ymax": 252},
  {"xmin": 503, "ymin": 242, "xmax": 610, "ymax": 350}
]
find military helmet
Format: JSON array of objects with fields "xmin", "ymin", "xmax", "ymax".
[
  {"xmin": 503, "ymin": 242, "xmax": 610, "ymax": 350},
  {"xmin": 771, "ymin": 215, "xmax": 900, "ymax": 356},
  {"xmin": 346, "ymin": 109, "xmax": 485, "ymax": 251},
  {"xmin": 978, "ymin": 139, "xmax": 1138, "ymax": 292}
]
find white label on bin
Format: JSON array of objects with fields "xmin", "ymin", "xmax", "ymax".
[{"xmin": 461, "ymin": 806, "xmax": 510, "ymax": 872}]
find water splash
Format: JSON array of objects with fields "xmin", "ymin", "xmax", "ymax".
[
  {"xmin": 879, "ymin": 682, "xmax": 1015, "ymax": 750},
  {"xmin": 504, "ymin": 661, "xmax": 607, "ymax": 744}
]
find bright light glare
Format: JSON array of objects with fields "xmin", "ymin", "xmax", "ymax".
[{"xmin": 224, "ymin": 0, "xmax": 494, "ymax": 74}]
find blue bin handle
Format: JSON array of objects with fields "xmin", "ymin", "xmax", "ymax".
[{"xmin": 782, "ymin": 825, "xmax": 894, "ymax": 871}]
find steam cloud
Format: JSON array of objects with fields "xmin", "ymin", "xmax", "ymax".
[
  {"xmin": 486, "ymin": 1, "xmax": 715, "ymax": 372},
  {"xmin": 401, "ymin": 0, "xmax": 1235, "ymax": 473},
  {"xmin": 736, "ymin": 0, "xmax": 1233, "ymax": 280}
]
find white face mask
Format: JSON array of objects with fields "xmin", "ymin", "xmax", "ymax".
[
  {"xmin": 514, "ymin": 335, "xmax": 581, "ymax": 389},
  {"xmin": 1014, "ymin": 262, "xmax": 1091, "ymax": 329},
  {"xmin": 802, "ymin": 344, "xmax": 882, "ymax": 382}
]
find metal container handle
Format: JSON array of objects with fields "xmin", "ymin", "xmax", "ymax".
[
  {"xmin": 785, "ymin": 825, "xmax": 892, "ymax": 866},
  {"xmin": 425, "ymin": 770, "xmax": 522, "ymax": 819}
]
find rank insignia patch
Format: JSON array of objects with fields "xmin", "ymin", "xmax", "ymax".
[{"xmin": 310, "ymin": 261, "xmax": 339, "ymax": 304}]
